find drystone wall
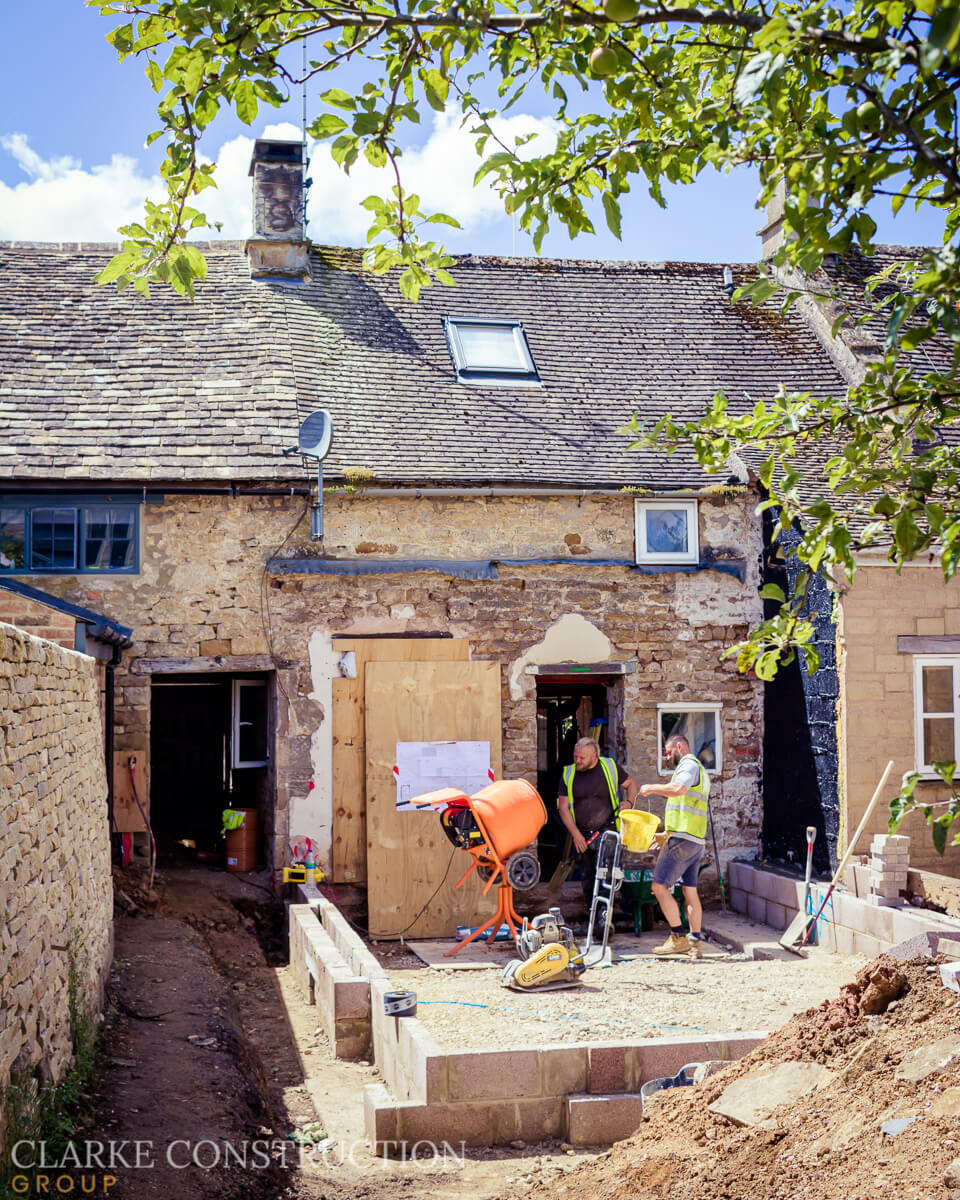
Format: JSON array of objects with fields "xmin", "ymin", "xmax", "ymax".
[{"xmin": 0, "ymin": 622, "xmax": 113, "ymax": 1103}]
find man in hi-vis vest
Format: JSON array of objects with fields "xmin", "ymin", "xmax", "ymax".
[
  {"xmin": 557, "ymin": 736, "xmax": 638, "ymax": 918},
  {"xmin": 639, "ymin": 732, "xmax": 711, "ymax": 959}
]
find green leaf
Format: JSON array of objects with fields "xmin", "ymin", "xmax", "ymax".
[
  {"xmin": 321, "ymin": 88, "xmax": 356, "ymax": 111},
  {"xmin": 758, "ymin": 583, "xmax": 786, "ymax": 603},
  {"xmin": 235, "ymin": 80, "xmax": 258, "ymax": 125},
  {"xmin": 145, "ymin": 60, "xmax": 163, "ymax": 92},
  {"xmin": 310, "ymin": 113, "xmax": 349, "ymax": 140},
  {"xmin": 96, "ymin": 253, "xmax": 136, "ymax": 285},
  {"xmin": 180, "ymin": 244, "xmax": 208, "ymax": 281},
  {"xmin": 933, "ymin": 813, "xmax": 952, "ymax": 856},
  {"xmin": 602, "ymin": 191, "xmax": 622, "ymax": 240},
  {"xmin": 399, "ymin": 267, "xmax": 422, "ymax": 302}
]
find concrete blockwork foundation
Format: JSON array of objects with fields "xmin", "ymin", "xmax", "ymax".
[
  {"xmin": 727, "ymin": 860, "xmax": 960, "ymax": 956},
  {"xmin": 288, "ymin": 894, "xmax": 765, "ymax": 1148}
]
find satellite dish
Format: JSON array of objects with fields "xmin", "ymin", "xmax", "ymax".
[{"xmin": 298, "ymin": 409, "xmax": 333, "ymax": 460}]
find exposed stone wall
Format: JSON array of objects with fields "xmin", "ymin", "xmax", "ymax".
[
  {"xmin": 0, "ymin": 622, "xmax": 113, "ymax": 1104},
  {"xmin": 839, "ymin": 564, "xmax": 960, "ymax": 878},
  {"xmin": 22, "ymin": 490, "xmax": 763, "ymax": 875}
]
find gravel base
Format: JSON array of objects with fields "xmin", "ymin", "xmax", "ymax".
[{"xmin": 387, "ymin": 951, "xmax": 869, "ymax": 1048}]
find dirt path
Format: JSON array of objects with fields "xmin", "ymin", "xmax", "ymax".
[{"xmin": 73, "ymin": 867, "xmax": 594, "ymax": 1200}]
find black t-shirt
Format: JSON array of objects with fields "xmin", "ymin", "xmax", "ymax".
[{"xmin": 557, "ymin": 760, "xmax": 627, "ymax": 835}]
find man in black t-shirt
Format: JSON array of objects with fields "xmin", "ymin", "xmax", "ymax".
[{"xmin": 557, "ymin": 736, "xmax": 638, "ymax": 912}]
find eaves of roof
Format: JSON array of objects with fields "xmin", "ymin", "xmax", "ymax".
[{"xmin": 0, "ymin": 577, "xmax": 133, "ymax": 648}]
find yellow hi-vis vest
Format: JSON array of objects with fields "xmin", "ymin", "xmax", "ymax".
[
  {"xmin": 664, "ymin": 753, "xmax": 710, "ymax": 842},
  {"xmin": 562, "ymin": 757, "xmax": 622, "ymax": 831}
]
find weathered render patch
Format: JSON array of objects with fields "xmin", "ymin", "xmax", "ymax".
[
  {"xmin": 302, "ymin": 631, "xmax": 342, "ymax": 871},
  {"xmin": 508, "ymin": 613, "xmax": 614, "ymax": 700}
]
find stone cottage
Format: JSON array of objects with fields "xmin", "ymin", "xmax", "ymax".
[{"xmin": 0, "ymin": 141, "xmax": 857, "ymax": 931}]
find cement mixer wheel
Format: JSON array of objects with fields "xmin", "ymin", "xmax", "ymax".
[{"xmin": 505, "ymin": 850, "xmax": 540, "ymax": 891}]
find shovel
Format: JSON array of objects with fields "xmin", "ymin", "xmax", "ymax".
[
  {"xmin": 780, "ymin": 759, "xmax": 893, "ymax": 956},
  {"xmin": 801, "ymin": 825, "xmax": 816, "ymax": 936}
]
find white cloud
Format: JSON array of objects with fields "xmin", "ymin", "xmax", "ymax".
[
  {"xmin": 0, "ymin": 111, "xmax": 555, "ymax": 246},
  {"xmin": 303, "ymin": 109, "xmax": 557, "ymax": 244},
  {"xmin": 0, "ymin": 132, "xmax": 165, "ymax": 241}
]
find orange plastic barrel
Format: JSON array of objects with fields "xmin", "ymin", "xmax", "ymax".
[
  {"xmin": 225, "ymin": 808, "xmax": 259, "ymax": 873},
  {"xmin": 469, "ymin": 779, "xmax": 547, "ymax": 860}
]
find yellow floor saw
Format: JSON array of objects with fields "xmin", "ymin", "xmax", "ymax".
[{"xmin": 500, "ymin": 829, "xmax": 624, "ymax": 991}]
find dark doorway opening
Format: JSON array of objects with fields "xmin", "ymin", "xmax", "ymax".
[
  {"xmin": 535, "ymin": 674, "xmax": 625, "ymax": 876},
  {"xmin": 150, "ymin": 673, "xmax": 272, "ymax": 863}
]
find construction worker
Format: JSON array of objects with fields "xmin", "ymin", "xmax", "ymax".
[
  {"xmin": 557, "ymin": 736, "xmax": 638, "ymax": 916},
  {"xmin": 639, "ymin": 732, "xmax": 710, "ymax": 959}
]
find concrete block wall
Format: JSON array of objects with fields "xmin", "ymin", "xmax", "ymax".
[
  {"xmin": 0, "ymin": 622, "xmax": 113, "ymax": 1108},
  {"xmin": 728, "ymin": 860, "xmax": 960, "ymax": 957},
  {"xmin": 362, "ymin": 1031, "xmax": 766, "ymax": 1149},
  {"xmin": 289, "ymin": 903, "xmax": 373, "ymax": 1059},
  {"xmin": 288, "ymin": 892, "xmax": 764, "ymax": 1149}
]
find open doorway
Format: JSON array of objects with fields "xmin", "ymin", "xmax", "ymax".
[
  {"xmin": 149, "ymin": 673, "xmax": 272, "ymax": 863},
  {"xmin": 535, "ymin": 673, "xmax": 626, "ymax": 875}
]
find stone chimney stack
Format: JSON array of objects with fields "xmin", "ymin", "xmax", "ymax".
[
  {"xmin": 246, "ymin": 138, "xmax": 310, "ymax": 281},
  {"xmin": 757, "ymin": 177, "xmax": 787, "ymax": 260}
]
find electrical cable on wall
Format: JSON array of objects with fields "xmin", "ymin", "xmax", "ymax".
[
  {"xmin": 320, "ymin": 846, "xmax": 458, "ymax": 940},
  {"xmin": 259, "ymin": 499, "xmax": 310, "ymax": 704}
]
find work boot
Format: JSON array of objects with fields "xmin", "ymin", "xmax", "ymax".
[
  {"xmin": 652, "ymin": 932, "xmax": 690, "ymax": 956},
  {"xmin": 687, "ymin": 936, "xmax": 703, "ymax": 960}
]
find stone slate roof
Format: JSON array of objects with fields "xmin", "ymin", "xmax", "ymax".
[
  {"xmin": 821, "ymin": 244, "xmax": 956, "ymax": 376},
  {"xmin": 0, "ymin": 240, "xmax": 850, "ymax": 489}
]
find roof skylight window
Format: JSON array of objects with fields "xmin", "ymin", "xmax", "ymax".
[{"xmin": 444, "ymin": 317, "xmax": 540, "ymax": 386}]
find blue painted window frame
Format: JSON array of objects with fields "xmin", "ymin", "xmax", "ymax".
[{"xmin": 0, "ymin": 495, "xmax": 140, "ymax": 575}]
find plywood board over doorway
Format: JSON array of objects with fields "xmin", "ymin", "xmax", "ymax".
[
  {"xmin": 112, "ymin": 751, "xmax": 148, "ymax": 833},
  {"xmin": 365, "ymin": 659, "xmax": 502, "ymax": 938},
  {"xmin": 331, "ymin": 638, "xmax": 469, "ymax": 883}
]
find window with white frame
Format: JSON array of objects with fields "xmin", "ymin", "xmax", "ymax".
[
  {"xmin": 913, "ymin": 656, "xmax": 960, "ymax": 775},
  {"xmin": 635, "ymin": 499, "xmax": 699, "ymax": 564},
  {"xmin": 232, "ymin": 679, "xmax": 269, "ymax": 768},
  {"xmin": 657, "ymin": 703, "xmax": 721, "ymax": 775}
]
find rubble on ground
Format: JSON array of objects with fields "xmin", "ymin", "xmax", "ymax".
[{"xmin": 493, "ymin": 954, "xmax": 960, "ymax": 1200}]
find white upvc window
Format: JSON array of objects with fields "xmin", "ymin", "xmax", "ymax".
[
  {"xmin": 913, "ymin": 656, "xmax": 960, "ymax": 775},
  {"xmin": 232, "ymin": 679, "xmax": 269, "ymax": 768},
  {"xmin": 657, "ymin": 702, "xmax": 721, "ymax": 776},
  {"xmin": 635, "ymin": 499, "xmax": 699, "ymax": 564}
]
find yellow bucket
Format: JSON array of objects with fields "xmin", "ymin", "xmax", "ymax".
[{"xmin": 620, "ymin": 809, "xmax": 660, "ymax": 853}]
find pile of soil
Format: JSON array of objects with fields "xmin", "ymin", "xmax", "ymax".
[{"xmin": 494, "ymin": 955, "xmax": 960, "ymax": 1200}]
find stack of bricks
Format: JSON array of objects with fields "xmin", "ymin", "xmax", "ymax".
[{"xmin": 869, "ymin": 834, "xmax": 909, "ymax": 906}]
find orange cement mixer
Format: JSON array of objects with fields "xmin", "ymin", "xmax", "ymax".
[{"xmin": 411, "ymin": 778, "xmax": 548, "ymax": 953}]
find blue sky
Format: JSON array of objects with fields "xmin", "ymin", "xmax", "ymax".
[{"xmin": 0, "ymin": 1, "xmax": 945, "ymax": 261}]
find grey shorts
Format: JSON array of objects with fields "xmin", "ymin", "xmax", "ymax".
[{"xmin": 652, "ymin": 836, "xmax": 704, "ymax": 888}]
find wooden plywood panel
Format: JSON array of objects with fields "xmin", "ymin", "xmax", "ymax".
[
  {"xmin": 332, "ymin": 638, "xmax": 468, "ymax": 882},
  {"xmin": 365, "ymin": 659, "xmax": 502, "ymax": 938},
  {"xmin": 112, "ymin": 752, "xmax": 148, "ymax": 834}
]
